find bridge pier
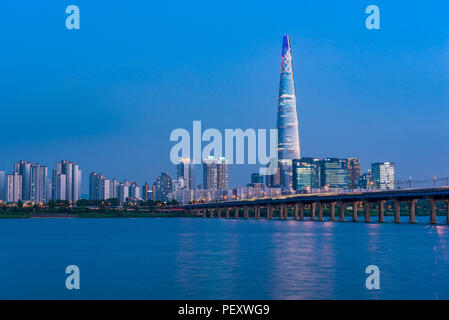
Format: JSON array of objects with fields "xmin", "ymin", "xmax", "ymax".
[
  {"xmin": 339, "ymin": 202, "xmax": 345, "ymax": 222},
  {"xmin": 294, "ymin": 204, "xmax": 299, "ymax": 220},
  {"xmin": 329, "ymin": 202, "xmax": 336, "ymax": 221},
  {"xmin": 226, "ymin": 207, "xmax": 230, "ymax": 219},
  {"xmin": 446, "ymin": 200, "xmax": 449, "ymax": 224},
  {"xmin": 234, "ymin": 207, "xmax": 239, "ymax": 219},
  {"xmin": 300, "ymin": 203, "xmax": 305, "ymax": 221},
  {"xmin": 352, "ymin": 202, "xmax": 358, "ymax": 222},
  {"xmin": 409, "ymin": 200, "xmax": 417, "ymax": 224},
  {"xmin": 430, "ymin": 199, "xmax": 437, "ymax": 224},
  {"xmin": 266, "ymin": 206, "xmax": 271, "ymax": 220},
  {"xmin": 378, "ymin": 200, "xmax": 385, "ymax": 223},
  {"xmin": 244, "ymin": 206, "xmax": 249, "ymax": 219},
  {"xmin": 217, "ymin": 208, "xmax": 221, "ymax": 218},
  {"xmin": 394, "ymin": 200, "xmax": 401, "ymax": 223},
  {"xmin": 318, "ymin": 203, "xmax": 324, "ymax": 221},
  {"xmin": 284, "ymin": 205, "xmax": 289, "ymax": 220},
  {"xmin": 256, "ymin": 206, "xmax": 261, "ymax": 219},
  {"xmin": 311, "ymin": 203, "xmax": 316, "ymax": 221},
  {"xmin": 364, "ymin": 201, "xmax": 370, "ymax": 222}
]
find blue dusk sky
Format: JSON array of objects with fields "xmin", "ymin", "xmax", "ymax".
[{"xmin": 0, "ymin": 1, "xmax": 448, "ymax": 191}]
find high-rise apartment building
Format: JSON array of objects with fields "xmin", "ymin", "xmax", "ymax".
[
  {"xmin": 142, "ymin": 183, "xmax": 152, "ymax": 202},
  {"xmin": 177, "ymin": 158, "xmax": 195, "ymax": 190},
  {"xmin": 129, "ymin": 182, "xmax": 140, "ymax": 201},
  {"xmin": 372, "ymin": 162, "xmax": 395, "ymax": 190},
  {"xmin": 30, "ymin": 164, "xmax": 50, "ymax": 203},
  {"xmin": 0, "ymin": 171, "xmax": 5, "ymax": 201},
  {"xmin": 203, "ymin": 157, "xmax": 229, "ymax": 190},
  {"xmin": 6, "ymin": 172, "xmax": 22, "ymax": 202},
  {"xmin": 155, "ymin": 173, "xmax": 173, "ymax": 202},
  {"xmin": 14, "ymin": 161, "xmax": 31, "ymax": 201},
  {"xmin": 118, "ymin": 181, "xmax": 130, "ymax": 203},
  {"xmin": 54, "ymin": 160, "xmax": 82, "ymax": 202},
  {"xmin": 53, "ymin": 173, "xmax": 67, "ymax": 201}
]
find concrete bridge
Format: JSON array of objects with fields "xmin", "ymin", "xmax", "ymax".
[{"xmin": 181, "ymin": 187, "xmax": 449, "ymax": 224}]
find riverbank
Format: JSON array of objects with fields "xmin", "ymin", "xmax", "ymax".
[{"xmin": 0, "ymin": 211, "xmax": 199, "ymax": 219}]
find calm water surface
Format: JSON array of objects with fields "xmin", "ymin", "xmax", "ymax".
[{"xmin": 0, "ymin": 217, "xmax": 448, "ymax": 299}]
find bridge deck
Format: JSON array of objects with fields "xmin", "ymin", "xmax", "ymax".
[{"xmin": 183, "ymin": 187, "xmax": 449, "ymax": 209}]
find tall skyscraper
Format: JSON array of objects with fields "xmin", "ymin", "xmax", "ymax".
[
  {"xmin": 277, "ymin": 35, "xmax": 300, "ymax": 160},
  {"xmin": 372, "ymin": 162, "xmax": 395, "ymax": 190},
  {"xmin": 177, "ymin": 158, "xmax": 195, "ymax": 190},
  {"xmin": 347, "ymin": 158, "xmax": 361, "ymax": 189},
  {"xmin": 276, "ymin": 35, "xmax": 300, "ymax": 190}
]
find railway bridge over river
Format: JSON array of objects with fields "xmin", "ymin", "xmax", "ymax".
[{"xmin": 179, "ymin": 187, "xmax": 449, "ymax": 224}]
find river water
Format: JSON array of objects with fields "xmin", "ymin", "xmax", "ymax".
[{"xmin": 0, "ymin": 217, "xmax": 448, "ymax": 299}]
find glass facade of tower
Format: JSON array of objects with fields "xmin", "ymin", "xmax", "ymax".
[{"xmin": 277, "ymin": 35, "xmax": 300, "ymax": 162}]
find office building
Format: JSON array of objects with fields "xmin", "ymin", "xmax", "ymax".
[
  {"xmin": 372, "ymin": 162, "xmax": 395, "ymax": 190},
  {"xmin": 251, "ymin": 173, "xmax": 264, "ymax": 185},
  {"xmin": 357, "ymin": 170, "xmax": 373, "ymax": 189},
  {"xmin": 319, "ymin": 158, "xmax": 348, "ymax": 189},
  {"xmin": 347, "ymin": 158, "xmax": 361, "ymax": 189},
  {"xmin": 292, "ymin": 158, "xmax": 320, "ymax": 191}
]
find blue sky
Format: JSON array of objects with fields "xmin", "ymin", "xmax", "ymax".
[{"xmin": 1, "ymin": 1, "xmax": 448, "ymax": 191}]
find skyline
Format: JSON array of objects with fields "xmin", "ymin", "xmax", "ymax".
[{"xmin": 1, "ymin": 1, "xmax": 449, "ymax": 192}]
